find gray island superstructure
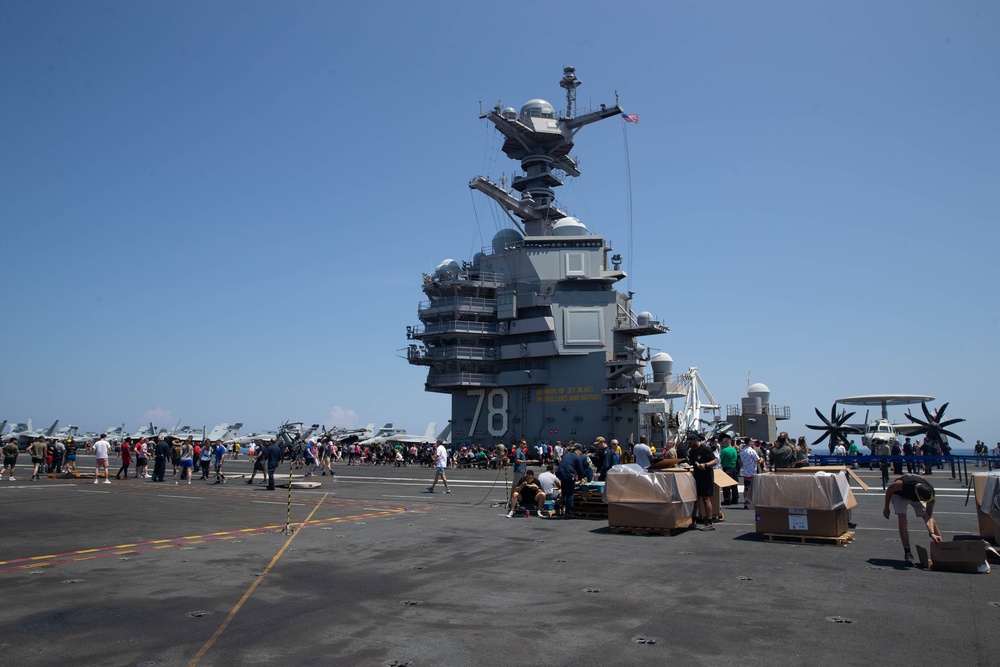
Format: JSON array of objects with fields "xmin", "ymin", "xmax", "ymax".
[{"xmin": 406, "ymin": 68, "xmax": 671, "ymax": 447}]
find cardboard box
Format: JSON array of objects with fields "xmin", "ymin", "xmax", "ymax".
[
  {"xmin": 970, "ymin": 473, "xmax": 1000, "ymax": 542},
  {"xmin": 754, "ymin": 506, "xmax": 850, "ymax": 537},
  {"xmin": 773, "ymin": 465, "xmax": 870, "ymax": 491},
  {"xmin": 638, "ymin": 466, "xmax": 738, "ymax": 520},
  {"xmin": 604, "ymin": 466, "xmax": 696, "ymax": 504},
  {"xmin": 915, "ymin": 540, "xmax": 992, "ymax": 574},
  {"xmin": 753, "ymin": 471, "xmax": 857, "ymax": 537},
  {"xmin": 754, "ymin": 471, "xmax": 858, "ymax": 511},
  {"xmin": 604, "ymin": 467, "xmax": 697, "ymax": 529},
  {"xmin": 608, "ymin": 503, "xmax": 693, "ymax": 530}
]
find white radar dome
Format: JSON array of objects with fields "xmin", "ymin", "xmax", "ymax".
[
  {"xmin": 650, "ymin": 352, "xmax": 674, "ymax": 376},
  {"xmin": 435, "ymin": 259, "xmax": 460, "ymax": 277},
  {"xmin": 636, "ymin": 311, "xmax": 654, "ymax": 326},
  {"xmin": 520, "ymin": 99, "xmax": 555, "ymax": 121},
  {"xmin": 551, "ymin": 216, "xmax": 588, "ymax": 236},
  {"xmin": 748, "ymin": 383, "xmax": 771, "ymax": 403},
  {"xmin": 492, "ymin": 228, "xmax": 523, "ymax": 254},
  {"xmin": 502, "ymin": 107, "xmax": 517, "ymax": 120},
  {"xmin": 472, "ymin": 252, "xmax": 485, "ymax": 269}
]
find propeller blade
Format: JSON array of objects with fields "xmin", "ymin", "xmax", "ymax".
[
  {"xmin": 811, "ymin": 433, "xmax": 830, "ymax": 446},
  {"xmin": 940, "ymin": 429, "xmax": 964, "ymax": 443}
]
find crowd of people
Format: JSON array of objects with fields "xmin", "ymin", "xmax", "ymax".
[{"xmin": 3, "ymin": 426, "xmax": 974, "ymax": 567}]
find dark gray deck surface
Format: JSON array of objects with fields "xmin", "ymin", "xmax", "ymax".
[{"xmin": 2, "ymin": 457, "xmax": 998, "ymax": 667}]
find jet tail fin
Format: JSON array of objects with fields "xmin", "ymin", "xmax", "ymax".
[
  {"xmin": 423, "ymin": 422, "xmax": 437, "ymax": 440},
  {"xmin": 435, "ymin": 423, "xmax": 452, "ymax": 444}
]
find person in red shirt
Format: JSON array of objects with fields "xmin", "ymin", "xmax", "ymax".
[{"xmin": 115, "ymin": 439, "xmax": 133, "ymax": 479}]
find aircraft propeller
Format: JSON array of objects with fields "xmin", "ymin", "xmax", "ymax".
[
  {"xmin": 806, "ymin": 405, "xmax": 862, "ymax": 451},
  {"xmin": 904, "ymin": 402, "xmax": 965, "ymax": 446}
]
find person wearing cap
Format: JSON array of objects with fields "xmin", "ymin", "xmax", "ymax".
[
  {"xmin": 688, "ymin": 433, "xmax": 718, "ymax": 531},
  {"xmin": 883, "ymin": 474, "xmax": 942, "ymax": 565},
  {"xmin": 556, "ymin": 443, "xmax": 588, "ymax": 519},
  {"xmin": 595, "ymin": 437, "xmax": 613, "ymax": 481}
]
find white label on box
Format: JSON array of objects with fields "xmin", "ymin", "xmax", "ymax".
[{"xmin": 788, "ymin": 514, "xmax": 809, "ymax": 531}]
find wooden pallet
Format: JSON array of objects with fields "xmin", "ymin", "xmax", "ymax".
[
  {"xmin": 571, "ymin": 508, "xmax": 608, "ymax": 519},
  {"xmin": 610, "ymin": 525, "xmax": 687, "ymax": 536},
  {"xmin": 763, "ymin": 531, "xmax": 855, "ymax": 547}
]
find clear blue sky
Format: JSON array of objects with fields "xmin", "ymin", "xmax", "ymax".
[{"xmin": 2, "ymin": 1, "xmax": 997, "ymax": 450}]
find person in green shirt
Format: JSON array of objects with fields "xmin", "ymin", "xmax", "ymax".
[
  {"xmin": 3, "ymin": 438, "xmax": 20, "ymax": 480},
  {"xmin": 847, "ymin": 440, "xmax": 859, "ymax": 469},
  {"xmin": 719, "ymin": 434, "xmax": 739, "ymax": 505},
  {"xmin": 769, "ymin": 432, "xmax": 795, "ymax": 471},
  {"xmin": 28, "ymin": 437, "xmax": 47, "ymax": 481}
]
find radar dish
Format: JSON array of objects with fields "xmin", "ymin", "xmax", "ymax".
[{"xmin": 836, "ymin": 394, "xmax": 933, "ymax": 406}]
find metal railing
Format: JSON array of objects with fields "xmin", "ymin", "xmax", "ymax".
[
  {"xmin": 808, "ymin": 454, "xmax": 1000, "ymax": 488},
  {"xmin": 413, "ymin": 321, "xmax": 500, "ymax": 337},
  {"xmin": 417, "ymin": 296, "xmax": 497, "ymax": 316},
  {"xmin": 427, "ymin": 372, "xmax": 497, "ymax": 388},
  {"xmin": 421, "ymin": 345, "xmax": 498, "ymax": 361}
]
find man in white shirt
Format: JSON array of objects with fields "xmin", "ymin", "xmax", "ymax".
[
  {"xmin": 739, "ymin": 441, "xmax": 760, "ymax": 508},
  {"xmin": 426, "ymin": 439, "xmax": 451, "ymax": 494},
  {"xmin": 633, "ymin": 435, "xmax": 654, "ymax": 469},
  {"xmin": 537, "ymin": 464, "xmax": 561, "ymax": 501},
  {"xmin": 93, "ymin": 435, "xmax": 111, "ymax": 484}
]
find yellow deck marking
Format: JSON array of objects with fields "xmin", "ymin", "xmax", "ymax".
[{"xmin": 187, "ymin": 493, "xmax": 329, "ymax": 667}]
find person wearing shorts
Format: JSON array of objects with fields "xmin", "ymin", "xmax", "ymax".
[
  {"xmin": 3, "ymin": 438, "xmax": 19, "ymax": 481},
  {"xmin": 689, "ymin": 433, "xmax": 717, "ymax": 531},
  {"xmin": 177, "ymin": 442, "xmax": 194, "ymax": 485},
  {"xmin": 28, "ymin": 437, "xmax": 47, "ymax": 481},
  {"xmin": 883, "ymin": 474, "xmax": 942, "ymax": 565},
  {"xmin": 93, "ymin": 435, "xmax": 111, "ymax": 484},
  {"xmin": 426, "ymin": 439, "xmax": 451, "ymax": 494},
  {"xmin": 213, "ymin": 441, "xmax": 228, "ymax": 484},
  {"xmin": 65, "ymin": 439, "xmax": 78, "ymax": 473},
  {"xmin": 507, "ymin": 469, "xmax": 547, "ymax": 518}
]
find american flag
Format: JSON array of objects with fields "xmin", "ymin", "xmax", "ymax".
[{"xmin": 621, "ymin": 113, "xmax": 639, "ymax": 124}]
